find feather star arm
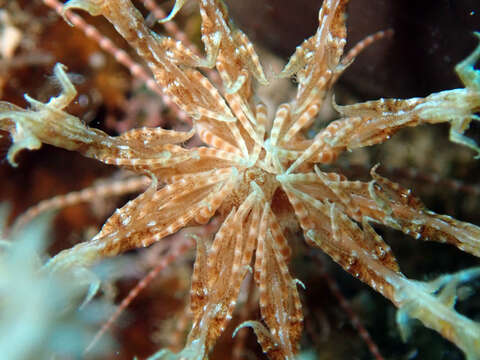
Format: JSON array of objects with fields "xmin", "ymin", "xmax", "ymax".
[
  {"xmin": 0, "ymin": 63, "xmax": 197, "ymax": 168},
  {"xmin": 285, "ymin": 33, "xmax": 480, "ymax": 174}
]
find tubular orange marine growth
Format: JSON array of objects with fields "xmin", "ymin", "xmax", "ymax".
[{"xmin": 1, "ymin": 0, "xmax": 480, "ymax": 359}]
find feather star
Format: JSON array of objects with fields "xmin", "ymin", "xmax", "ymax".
[{"xmin": 1, "ymin": 0, "xmax": 480, "ymax": 358}]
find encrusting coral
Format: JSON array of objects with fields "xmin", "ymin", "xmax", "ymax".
[{"xmin": 1, "ymin": 0, "xmax": 480, "ymax": 359}]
